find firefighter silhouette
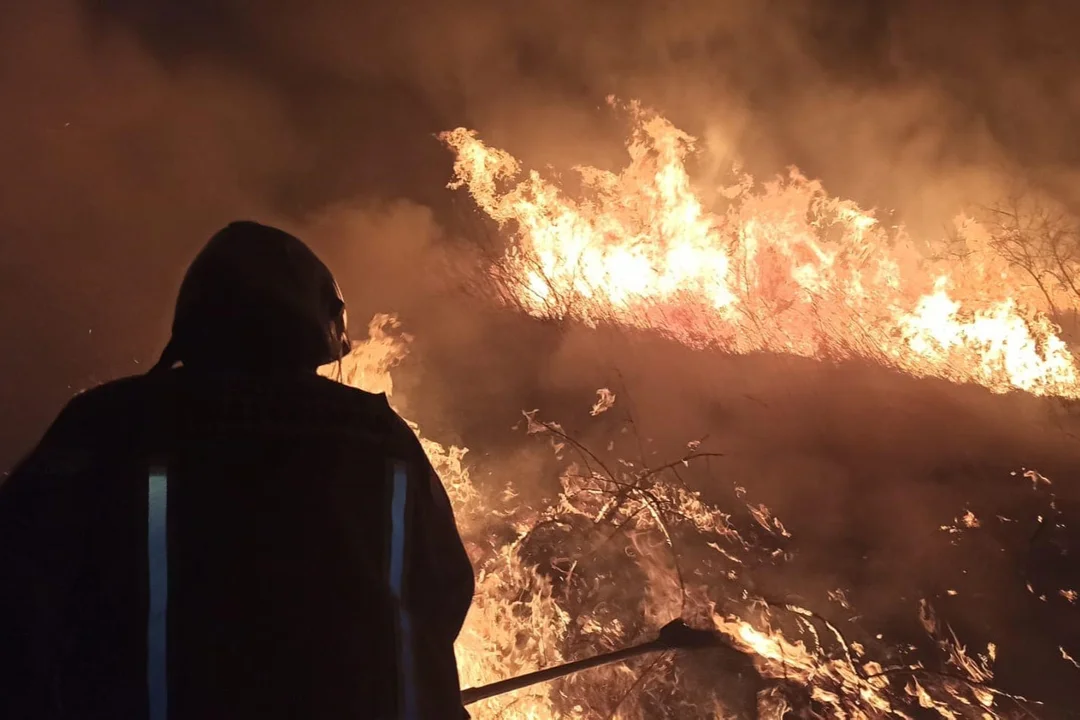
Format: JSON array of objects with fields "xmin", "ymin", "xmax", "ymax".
[{"xmin": 0, "ymin": 221, "xmax": 474, "ymax": 719}]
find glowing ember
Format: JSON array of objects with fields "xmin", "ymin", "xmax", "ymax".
[
  {"xmin": 329, "ymin": 320, "xmax": 1036, "ymax": 719},
  {"xmin": 441, "ymin": 101, "xmax": 1080, "ymax": 398}
]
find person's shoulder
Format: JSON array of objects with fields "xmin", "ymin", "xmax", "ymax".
[
  {"xmin": 57, "ymin": 373, "xmax": 146, "ymax": 420},
  {"xmin": 307, "ymin": 374, "xmax": 396, "ymax": 413},
  {"xmin": 56, "ymin": 374, "xmax": 157, "ymax": 444},
  {"xmin": 305, "ymin": 376, "xmax": 420, "ymax": 447},
  {"xmin": 10, "ymin": 375, "xmax": 150, "ymax": 480}
]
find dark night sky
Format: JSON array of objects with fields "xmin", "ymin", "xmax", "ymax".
[{"xmin": 4, "ymin": 0, "xmax": 1080, "ymax": 465}]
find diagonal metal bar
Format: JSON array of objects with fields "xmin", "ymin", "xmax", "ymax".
[{"xmin": 461, "ymin": 619, "xmax": 730, "ymax": 706}]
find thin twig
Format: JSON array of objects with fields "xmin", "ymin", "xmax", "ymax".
[{"xmin": 602, "ymin": 651, "xmax": 673, "ymax": 720}]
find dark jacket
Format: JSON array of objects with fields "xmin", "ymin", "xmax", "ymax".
[{"xmin": 0, "ymin": 368, "xmax": 475, "ymax": 719}]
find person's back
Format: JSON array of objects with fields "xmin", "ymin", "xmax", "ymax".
[{"xmin": 0, "ymin": 222, "xmax": 474, "ymax": 719}]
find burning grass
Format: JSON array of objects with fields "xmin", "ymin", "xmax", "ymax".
[
  {"xmin": 441, "ymin": 100, "xmax": 1080, "ymax": 399},
  {"xmin": 326, "ymin": 102, "xmax": 1080, "ymax": 717},
  {"xmin": 330, "ymin": 317, "xmax": 1074, "ymax": 718}
]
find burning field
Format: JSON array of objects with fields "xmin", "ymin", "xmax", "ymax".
[
  {"xmin": 5, "ymin": 0, "xmax": 1080, "ymax": 717},
  {"xmin": 331, "ymin": 103, "xmax": 1080, "ymax": 718}
]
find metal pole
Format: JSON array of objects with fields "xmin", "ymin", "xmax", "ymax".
[
  {"xmin": 461, "ymin": 619, "xmax": 730, "ymax": 706},
  {"xmin": 462, "ymin": 640, "xmax": 666, "ymax": 705}
]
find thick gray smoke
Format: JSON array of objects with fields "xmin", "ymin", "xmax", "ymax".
[{"xmin": 3, "ymin": 0, "xmax": 1080, "ymax": 711}]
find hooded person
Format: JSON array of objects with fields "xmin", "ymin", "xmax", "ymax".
[{"xmin": 0, "ymin": 221, "xmax": 475, "ymax": 720}]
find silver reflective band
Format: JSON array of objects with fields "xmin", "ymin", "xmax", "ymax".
[
  {"xmin": 389, "ymin": 461, "xmax": 418, "ymax": 720},
  {"xmin": 147, "ymin": 466, "xmax": 169, "ymax": 720}
]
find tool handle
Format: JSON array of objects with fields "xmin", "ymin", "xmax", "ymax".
[
  {"xmin": 461, "ymin": 640, "xmax": 664, "ymax": 705},
  {"xmin": 460, "ymin": 619, "xmax": 727, "ymax": 706}
]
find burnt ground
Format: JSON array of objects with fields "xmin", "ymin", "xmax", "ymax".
[{"xmin": 390, "ymin": 298, "xmax": 1080, "ymax": 717}]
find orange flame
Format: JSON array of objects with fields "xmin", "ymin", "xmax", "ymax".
[
  {"xmin": 330, "ymin": 318, "xmax": 1018, "ymax": 719},
  {"xmin": 441, "ymin": 102, "xmax": 1080, "ymax": 398},
  {"xmin": 325, "ymin": 96, "xmax": 1071, "ymax": 716}
]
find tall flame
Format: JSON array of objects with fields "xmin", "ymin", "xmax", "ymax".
[{"xmin": 441, "ymin": 102, "xmax": 1080, "ymax": 398}]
